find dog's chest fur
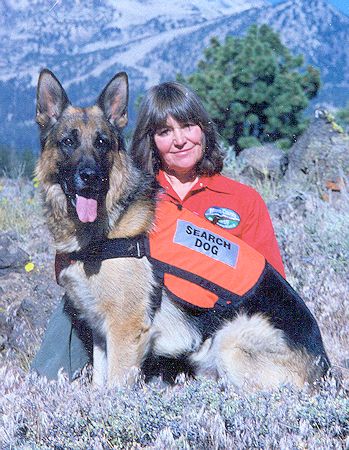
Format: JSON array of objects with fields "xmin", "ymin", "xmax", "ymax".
[
  {"xmin": 151, "ymin": 296, "xmax": 203, "ymax": 357},
  {"xmin": 60, "ymin": 259, "xmax": 202, "ymax": 352},
  {"xmin": 59, "ymin": 256, "xmax": 155, "ymax": 336}
]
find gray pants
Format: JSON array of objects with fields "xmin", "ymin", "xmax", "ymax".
[{"xmin": 31, "ymin": 295, "xmax": 93, "ymax": 381}]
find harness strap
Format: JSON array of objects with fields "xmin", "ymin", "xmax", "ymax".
[
  {"xmin": 147, "ymin": 257, "xmax": 242, "ymax": 307},
  {"xmin": 69, "ymin": 236, "xmax": 234, "ymax": 302},
  {"xmin": 68, "ymin": 236, "xmax": 243, "ymax": 312},
  {"xmin": 69, "ymin": 235, "xmax": 147, "ymax": 262}
]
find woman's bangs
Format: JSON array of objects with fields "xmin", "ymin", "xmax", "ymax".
[
  {"xmin": 149, "ymin": 106, "xmax": 169, "ymax": 132},
  {"xmin": 150, "ymin": 90, "xmax": 195, "ymax": 132},
  {"xmin": 170, "ymin": 92, "xmax": 196, "ymax": 124}
]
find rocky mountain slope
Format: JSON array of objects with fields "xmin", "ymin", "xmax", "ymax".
[{"xmin": 1, "ymin": 0, "xmax": 348, "ymax": 151}]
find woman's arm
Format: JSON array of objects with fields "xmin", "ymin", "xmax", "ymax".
[{"xmin": 240, "ymin": 192, "xmax": 286, "ymax": 278}]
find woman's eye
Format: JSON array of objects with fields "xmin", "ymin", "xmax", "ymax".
[{"xmin": 157, "ymin": 129, "xmax": 170, "ymax": 137}]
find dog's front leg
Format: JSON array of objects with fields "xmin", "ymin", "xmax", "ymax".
[
  {"xmin": 92, "ymin": 340, "xmax": 107, "ymax": 386},
  {"xmin": 105, "ymin": 319, "xmax": 151, "ymax": 387}
]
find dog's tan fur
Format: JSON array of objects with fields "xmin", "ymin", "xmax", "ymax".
[
  {"xmin": 36, "ymin": 70, "xmax": 329, "ymax": 389},
  {"xmin": 191, "ymin": 313, "xmax": 314, "ymax": 388},
  {"xmin": 59, "ymin": 258, "xmax": 154, "ymax": 385},
  {"xmin": 151, "ymin": 298, "xmax": 314, "ymax": 388}
]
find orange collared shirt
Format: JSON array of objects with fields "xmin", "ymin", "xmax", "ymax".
[{"xmin": 156, "ymin": 170, "xmax": 286, "ymax": 278}]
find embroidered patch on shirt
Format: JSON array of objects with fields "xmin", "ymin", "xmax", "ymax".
[
  {"xmin": 204, "ymin": 206, "xmax": 241, "ymax": 229},
  {"xmin": 173, "ymin": 219, "xmax": 239, "ymax": 268}
]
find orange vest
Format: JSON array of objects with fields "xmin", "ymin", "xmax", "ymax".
[
  {"xmin": 147, "ymin": 201, "xmax": 266, "ymax": 309},
  {"xmin": 68, "ymin": 201, "xmax": 266, "ymax": 310}
]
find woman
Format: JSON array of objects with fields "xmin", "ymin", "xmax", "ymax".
[
  {"xmin": 130, "ymin": 81, "xmax": 285, "ymax": 277},
  {"xmin": 32, "ymin": 81, "xmax": 285, "ymax": 381}
]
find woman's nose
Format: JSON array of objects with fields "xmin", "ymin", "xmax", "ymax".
[{"xmin": 173, "ymin": 127, "xmax": 186, "ymax": 146}]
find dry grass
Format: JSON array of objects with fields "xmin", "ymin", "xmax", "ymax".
[
  {"xmin": 1, "ymin": 170, "xmax": 348, "ymax": 449},
  {"xmin": 0, "ymin": 177, "xmax": 43, "ymax": 236},
  {"xmin": 1, "ymin": 367, "xmax": 348, "ymax": 449}
]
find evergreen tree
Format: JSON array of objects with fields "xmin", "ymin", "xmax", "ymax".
[
  {"xmin": 335, "ymin": 102, "xmax": 349, "ymax": 133},
  {"xmin": 179, "ymin": 25, "xmax": 320, "ymax": 153}
]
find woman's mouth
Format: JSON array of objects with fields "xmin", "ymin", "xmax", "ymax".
[{"xmin": 172, "ymin": 147, "xmax": 193, "ymax": 154}]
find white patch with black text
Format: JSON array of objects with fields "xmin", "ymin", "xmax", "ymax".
[{"xmin": 173, "ymin": 219, "xmax": 239, "ymax": 268}]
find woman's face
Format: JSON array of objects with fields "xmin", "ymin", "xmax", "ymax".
[{"xmin": 154, "ymin": 115, "xmax": 203, "ymax": 176}]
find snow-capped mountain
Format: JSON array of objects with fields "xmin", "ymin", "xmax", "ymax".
[
  {"xmin": 0, "ymin": 0, "xmax": 348, "ymax": 151},
  {"xmin": 107, "ymin": 0, "xmax": 269, "ymax": 26}
]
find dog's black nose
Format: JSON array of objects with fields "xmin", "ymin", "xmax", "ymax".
[{"xmin": 79, "ymin": 167, "xmax": 99, "ymax": 185}]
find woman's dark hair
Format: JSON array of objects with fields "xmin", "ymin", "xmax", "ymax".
[{"xmin": 129, "ymin": 81, "xmax": 223, "ymax": 176}]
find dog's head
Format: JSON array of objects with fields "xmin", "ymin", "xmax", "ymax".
[{"xmin": 36, "ymin": 69, "xmax": 128, "ymax": 224}]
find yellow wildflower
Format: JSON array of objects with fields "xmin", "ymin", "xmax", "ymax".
[{"xmin": 25, "ymin": 262, "xmax": 35, "ymax": 272}]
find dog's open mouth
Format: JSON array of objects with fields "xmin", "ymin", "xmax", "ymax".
[
  {"xmin": 67, "ymin": 193, "xmax": 98, "ymax": 223},
  {"xmin": 75, "ymin": 195, "xmax": 98, "ymax": 223},
  {"xmin": 60, "ymin": 174, "xmax": 105, "ymax": 223}
]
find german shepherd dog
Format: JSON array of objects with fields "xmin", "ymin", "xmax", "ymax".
[{"xmin": 36, "ymin": 69, "xmax": 330, "ymax": 389}]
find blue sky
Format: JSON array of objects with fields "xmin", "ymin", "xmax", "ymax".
[{"xmin": 269, "ymin": 0, "xmax": 349, "ymax": 15}]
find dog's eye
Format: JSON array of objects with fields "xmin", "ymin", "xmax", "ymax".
[
  {"xmin": 95, "ymin": 136, "xmax": 110, "ymax": 151},
  {"xmin": 61, "ymin": 137, "xmax": 74, "ymax": 147}
]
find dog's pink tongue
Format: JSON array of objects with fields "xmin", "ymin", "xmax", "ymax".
[{"xmin": 76, "ymin": 195, "xmax": 97, "ymax": 223}]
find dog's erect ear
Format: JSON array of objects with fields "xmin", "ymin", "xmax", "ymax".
[
  {"xmin": 97, "ymin": 72, "xmax": 129, "ymax": 129},
  {"xmin": 36, "ymin": 69, "xmax": 70, "ymax": 130}
]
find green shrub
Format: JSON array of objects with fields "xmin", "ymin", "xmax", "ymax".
[
  {"xmin": 237, "ymin": 136, "xmax": 261, "ymax": 149},
  {"xmin": 0, "ymin": 146, "xmax": 37, "ymax": 179}
]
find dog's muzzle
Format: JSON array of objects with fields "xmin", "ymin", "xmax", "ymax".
[{"xmin": 62, "ymin": 163, "xmax": 108, "ymax": 223}]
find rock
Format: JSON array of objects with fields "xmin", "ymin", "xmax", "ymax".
[
  {"xmin": 239, "ymin": 144, "xmax": 288, "ymax": 180},
  {"xmin": 267, "ymin": 192, "xmax": 307, "ymax": 220},
  {"xmin": 0, "ymin": 309, "xmax": 11, "ymax": 352},
  {"xmin": 0, "ymin": 232, "xmax": 29, "ymax": 275},
  {"xmin": 285, "ymin": 109, "xmax": 349, "ymax": 195}
]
